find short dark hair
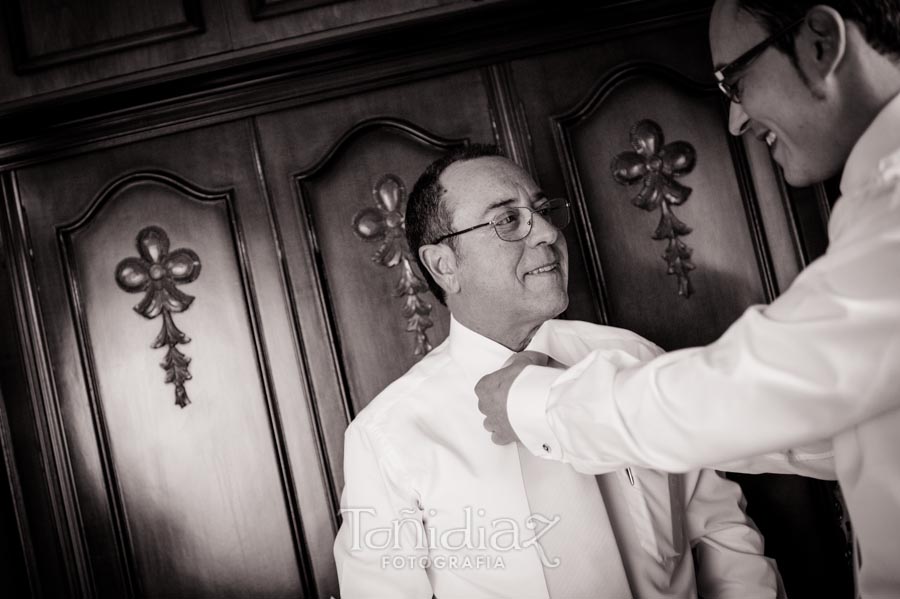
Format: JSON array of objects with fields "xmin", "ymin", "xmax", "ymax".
[
  {"xmin": 405, "ymin": 143, "xmax": 503, "ymax": 305},
  {"xmin": 737, "ymin": 0, "xmax": 900, "ymax": 61}
]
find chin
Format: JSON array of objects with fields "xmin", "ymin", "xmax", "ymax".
[
  {"xmin": 527, "ymin": 297, "xmax": 567, "ymax": 325},
  {"xmin": 782, "ymin": 171, "xmax": 818, "ymax": 187},
  {"xmin": 783, "ymin": 168, "xmax": 841, "ymax": 188},
  {"xmin": 779, "ymin": 151, "xmax": 845, "ymax": 188},
  {"xmin": 546, "ymin": 291, "xmax": 569, "ymax": 319}
]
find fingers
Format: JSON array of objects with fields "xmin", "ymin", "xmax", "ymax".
[
  {"xmin": 476, "ymin": 372, "xmax": 502, "ymax": 415},
  {"xmin": 476, "ymin": 360, "xmax": 526, "ymax": 447},
  {"xmin": 476, "ymin": 381, "xmax": 488, "ymax": 413},
  {"xmin": 484, "ymin": 417, "xmax": 516, "ymax": 445},
  {"xmin": 491, "ymin": 431, "xmax": 516, "ymax": 445}
]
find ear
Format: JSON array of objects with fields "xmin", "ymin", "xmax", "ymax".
[
  {"xmin": 419, "ymin": 243, "xmax": 460, "ymax": 298},
  {"xmin": 797, "ymin": 5, "xmax": 847, "ymax": 86}
]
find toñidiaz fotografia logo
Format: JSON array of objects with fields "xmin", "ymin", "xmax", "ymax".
[{"xmin": 340, "ymin": 506, "xmax": 563, "ymax": 570}]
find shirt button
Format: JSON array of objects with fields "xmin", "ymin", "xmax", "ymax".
[{"xmin": 542, "ymin": 443, "xmax": 551, "ymax": 453}]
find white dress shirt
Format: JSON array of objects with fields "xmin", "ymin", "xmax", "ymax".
[
  {"xmin": 334, "ymin": 317, "xmax": 780, "ymax": 598},
  {"xmin": 509, "ymin": 92, "xmax": 900, "ymax": 598}
]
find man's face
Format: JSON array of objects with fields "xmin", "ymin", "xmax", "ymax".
[
  {"xmin": 440, "ymin": 156, "xmax": 568, "ymax": 337},
  {"xmin": 709, "ymin": 0, "xmax": 844, "ymax": 185}
]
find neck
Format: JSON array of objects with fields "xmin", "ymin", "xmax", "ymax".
[
  {"xmin": 451, "ymin": 310, "xmax": 543, "ymax": 352},
  {"xmin": 842, "ymin": 37, "xmax": 900, "ymax": 143}
]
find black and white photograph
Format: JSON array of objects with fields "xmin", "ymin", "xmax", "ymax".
[{"xmin": 0, "ymin": 1, "xmax": 897, "ymax": 597}]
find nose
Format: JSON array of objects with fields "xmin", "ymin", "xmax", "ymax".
[
  {"xmin": 728, "ymin": 101, "xmax": 750, "ymax": 136},
  {"xmin": 527, "ymin": 210, "xmax": 560, "ymax": 246}
]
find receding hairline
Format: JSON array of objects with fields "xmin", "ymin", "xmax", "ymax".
[{"xmin": 437, "ymin": 155, "xmax": 536, "ymax": 221}]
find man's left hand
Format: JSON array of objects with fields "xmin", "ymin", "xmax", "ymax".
[{"xmin": 476, "ymin": 351, "xmax": 549, "ymax": 445}]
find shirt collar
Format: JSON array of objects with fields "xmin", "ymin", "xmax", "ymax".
[
  {"xmin": 447, "ymin": 316, "xmax": 516, "ymax": 386},
  {"xmin": 447, "ymin": 316, "xmax": 555, "ymax": 386},
  {"xmin": 840, "ymin": 91, "xmax": 900, "ymax": 195}
]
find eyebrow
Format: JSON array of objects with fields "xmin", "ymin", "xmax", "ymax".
[
  {"xmin": 481, "ymin": 198, "xmax": 516, "ymax": 217},
  {"xmin": 480, "ymin": 192, "xmax": 548, "ymax": 218}
]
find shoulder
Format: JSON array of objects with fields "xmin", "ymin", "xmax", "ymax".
[
  {"xmin": 543, "ymin": 319, "xmax": 663, "ymax": 358},
  {"xmin": 343, "ymin": 341, "xmax": 455, "ymax": 485},
  {"xmin": 349, "ymin": 338, "xmax": 454, "ymax": 436}
]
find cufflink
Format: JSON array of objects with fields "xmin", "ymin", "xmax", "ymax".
[{"xmin": 542, "ymin": 443, "xmax": 551, "ymax": 453}]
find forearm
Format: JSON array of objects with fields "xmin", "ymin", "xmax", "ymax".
[
  {"xmin": 713, "ymin": 438, "xmax": 836, "ymax": 480},
  {"xmin": 515, "ymin": 300, "xmax": 899, "ymax": 474},
  {"xmin": 684, "ymin": 469, "xmax": 783, "ymax": 598},
  {"xmin": 510, "ymin": 226, "xmax": 900, "ymax": 474}
]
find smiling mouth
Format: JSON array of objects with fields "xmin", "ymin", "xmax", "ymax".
[{"xmin": 526, "ymin": 262, "xmax": 559, "ymax": 276}]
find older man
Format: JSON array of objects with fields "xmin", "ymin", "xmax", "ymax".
[
  {"xmin": 476, "ymin": 2, "xmax": 900, "ymax": 597},
  {"xmin": 333, "ymin": 145, "xmax": 781, "ymax": 598}
]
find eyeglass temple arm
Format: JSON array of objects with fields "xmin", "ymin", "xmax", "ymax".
[{"xmin": 433, "ymin": 221, "xmax": 493, "ymax": 244}]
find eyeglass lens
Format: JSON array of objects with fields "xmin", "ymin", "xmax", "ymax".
[
  {"xmin": 718, "ymin": 81, "xmax": 738, "ymax": 103},
  {"xmin": 494, "ymin": 199, "xmax": 569, "ymax": 241}
]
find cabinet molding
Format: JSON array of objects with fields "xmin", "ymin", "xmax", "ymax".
[{"xmin": 3, "ymin": 0, "xmax": 205, "ymax": 73}]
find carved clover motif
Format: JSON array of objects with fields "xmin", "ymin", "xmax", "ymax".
[
  {"xmin": 611, "ymin": 119, "xmax": 697, "ymax": 297},
  {"xmin": 353, "ymin": 174, "xmax": 434, "ymax": 357},
  {"xmin": 352, "ymin": 175, "xmax": 408, "ymax": 268},
  {"xmin": 115, "ymin": 226, "xmax": 201, "ymax": 407}
]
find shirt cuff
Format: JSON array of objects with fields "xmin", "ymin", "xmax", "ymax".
[{"xmin": 507, "ymin": 364, "xmax": 563, "ymax": 460}]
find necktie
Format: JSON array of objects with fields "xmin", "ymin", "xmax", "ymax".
[{"xmin": 515, "ymin": 381, "xmax": 633, "ymax": 599}]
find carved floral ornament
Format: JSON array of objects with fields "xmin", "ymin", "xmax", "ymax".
[
  {"xmin": 611, "ymin": 119, "xmax": 697, "ymax": 297},
  {"xmin": 115, "ymin": 226, "xmax": 201, "ymax": 407},
  {"xmin": 352, "ymin": 174, "xmax": 434, "ymax": 357}
]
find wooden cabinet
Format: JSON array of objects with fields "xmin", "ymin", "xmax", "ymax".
[
  {"xmin": 0, "ymin": 64, "xmax": 500, "ymax": 597},
  {"xmin": 0, "ymin": 0, "xmax": 502, "ymax": 106},
  {"xmin": 0, "ymin": 2, "xmax": 853, "ymax": 597},
  {"xmin": 0, "ymin": 0, "xmax": 232, "ymax": 104},
  {"xmin": 8, "ymin": 122, "xmax": 327, "ymax": 597},
  {"xmin": 225, "ymin": 0, "xmax": 484, "ymax": 50}
]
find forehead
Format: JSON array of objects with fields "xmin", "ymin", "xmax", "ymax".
[
  {"xmin": 440, "ymin": 156, "xmax": 537, "ymax": 219},
  {"xmin": 709, "ymin": 0, "xmax": 769, "ymax": 67}
]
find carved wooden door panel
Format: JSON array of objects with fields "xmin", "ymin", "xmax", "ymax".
[
  {"xmin": 506, "ymin": 20, "xmax": 792, "ymax": 344},
  {"xmin": 254, "ymin": 69, "xmax": 497, "ymax": 521},
  {"xmin": 504, "ymin": 16, "xmax": 852, "ymax": 598},
  {"xmin": 7, "ymin": 121, "xmax": 332, "ymax": 597}
]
